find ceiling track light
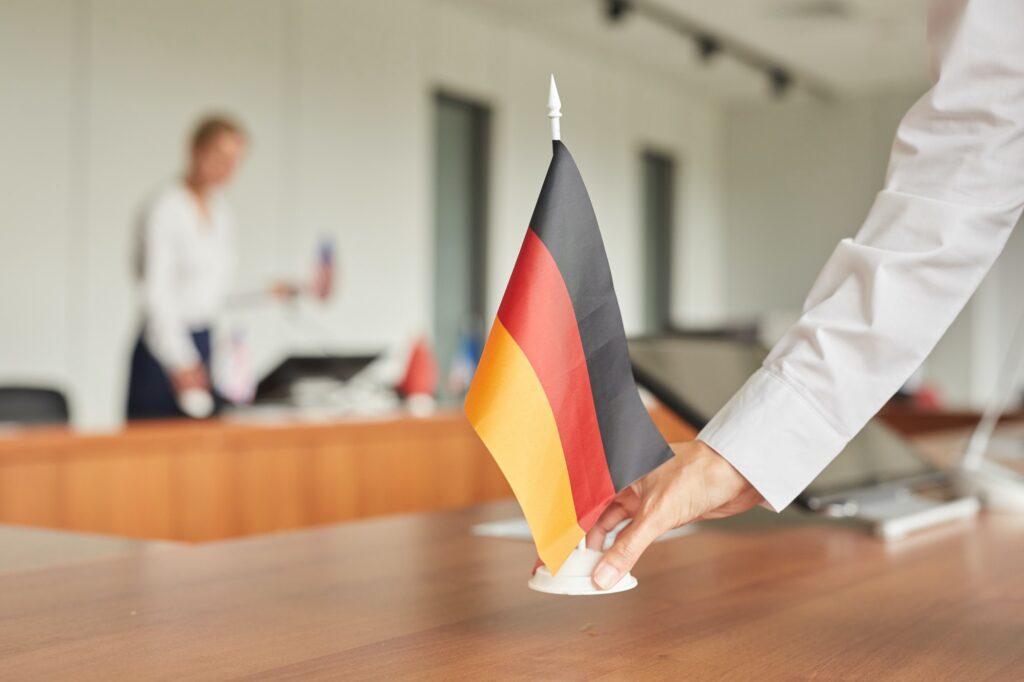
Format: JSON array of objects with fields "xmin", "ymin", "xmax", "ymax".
[
  {"xmin": 598, "ymin": 0, "xmax": 831, "ymax": 100},
  {"xmin": 605, "ymin": 0, "xmax": 631, "ymax": 23},
  {"xmin": 695, "ymin": 34, "xmax": 720, "ymax": 62},
  {"xmin": 768, "ymin": 67, "xmax": 793, "ymax": 97}
]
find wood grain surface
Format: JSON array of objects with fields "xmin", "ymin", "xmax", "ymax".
[{"xmin": 0, "ymin": 499, "xmax": 1020, "ymax": 680}]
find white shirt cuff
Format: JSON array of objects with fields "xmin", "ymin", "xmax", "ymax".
[{"xmin": 697, "ymin": 368, "xmax": 849, "ymax": 512}]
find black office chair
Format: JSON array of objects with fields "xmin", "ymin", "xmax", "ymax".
[{"xmin": 0, "ymin": 387, "xmax": 71, "ymax": 426}]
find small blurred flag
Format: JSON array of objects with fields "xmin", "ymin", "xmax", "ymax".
[
  {"xmin": 447, "ymin": 327, "xmax": 483, "ymax": 398},
  {"xmin": 397, "ymin": 335, "xmax": 438, "ymax": 399},
  {"xmin": 310, "ymin": 237, "xmax": 334, "ymax": 301},
  {"xmin": 465, "ymin": 141, "xmax": 672, "ymax": 574},
  {"xmin": 218, "ymin": 329, "xmax": 256, "ymax": 405}
]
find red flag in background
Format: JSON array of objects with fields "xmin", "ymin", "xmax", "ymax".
[{"xmin": 397, "ymin": 336, "xmax": 438, "ymax": 399}]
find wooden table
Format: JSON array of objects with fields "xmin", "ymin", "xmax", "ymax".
[
  {"xmin": 2, "ymin": 500, "xmax": 1022, "ymax": 680},
  {"xmin": 878, "ymin": 403, "xmax": 1024, "ymax": 436}
]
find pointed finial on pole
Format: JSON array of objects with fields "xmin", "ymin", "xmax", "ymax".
[{"xmin": 548, "ymin": 74, "xmax": 562, "ymax": 141}]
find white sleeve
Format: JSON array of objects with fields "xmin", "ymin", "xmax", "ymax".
[
  {"xmin": 142, "ymin": 201, "xmax": 200, "ymax": 372},
  {"xmin": 698, "ymin": 0, "xmax": 1024, "ymax": 511},
  {"xmin": 222, "ymin": 202, "xmax": 239, "ymax": 298}
]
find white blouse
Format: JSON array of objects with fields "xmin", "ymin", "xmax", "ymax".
[
  {"xmin": 699, "ymin": 0, "xmax": 1024, "ymax": 511},
  {"xmin": 138, "ymin": 182, "xmax": 235, "ymax": 372}
]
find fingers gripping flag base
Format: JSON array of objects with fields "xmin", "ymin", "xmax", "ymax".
[{"xmin": 465, "ymin": 104, "xmax": 672, "ymax": 578}]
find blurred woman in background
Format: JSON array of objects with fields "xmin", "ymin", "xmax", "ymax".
[{"xmin": 127, "ymin": 115, "xmax": 292, "ymax": 420}]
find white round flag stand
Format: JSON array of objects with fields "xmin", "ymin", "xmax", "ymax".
[{"xmin": 528, "ymin": 546, "xmax": 637, "ymax": 596}]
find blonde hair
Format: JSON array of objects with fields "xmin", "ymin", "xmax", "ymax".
[{"xmin": 190, "ymin": 114, "xmax": 246, "ymax": 150}]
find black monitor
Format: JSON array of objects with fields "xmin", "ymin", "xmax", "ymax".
[
  {"xmin": 254, "ymin": 354, "xmax": 378, "ymax": 404},
  {"xmin": 628, "ymin": 334, "xmax": 936, "ymax": 507}
]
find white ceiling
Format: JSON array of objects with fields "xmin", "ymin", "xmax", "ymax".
[{"xmin": 459, "ymin": 0, "xmax": 930, "ymax": 100}]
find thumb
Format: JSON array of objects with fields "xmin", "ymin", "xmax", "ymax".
[{"xmin": 592, "ymin": 513, "xmax": 664, "ymax": 590}]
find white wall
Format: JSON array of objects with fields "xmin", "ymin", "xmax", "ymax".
[
  {"xmin": 421, "ymin": 1, "xmax": 726, "ymax": 327},
  {"xmin": 970, "ymin": 228, "xmax": 1024, "ymax": 406},
  {"xmin": 722, "ymin": 91, "xmax": 920, "ymax": 318},
  {"xmin": 0, "ymin": 0, "xmax": 726, "ymax": 429},
  {"xmin": 722, "ymin": 89, "xmax": 1024, "ymax": 407},
  {"xmin": 0, "ymin": 1, "xmax": 77, "ymax": 398}
]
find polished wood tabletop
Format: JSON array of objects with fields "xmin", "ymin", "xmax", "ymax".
[
  {"xmin": 1, "ymin": 500, "xmax": 1022, "ymax": 680},
  {"xmin": 0, "ymin": 524, "xmax": 176, "ymax": 576}
]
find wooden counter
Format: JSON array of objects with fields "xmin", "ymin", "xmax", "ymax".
[
  {"xmin": 0, "ymin": 411, "xmax": 510, "ymax": 541},
  {"xmin": 0, "ymin": 404, "xmax": 694, "ymax": 543},
  {"xmin": 0, "ymin": 499, "xmax": 1020, "ymax": 679}
]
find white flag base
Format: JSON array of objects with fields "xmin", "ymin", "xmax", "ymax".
[{"xmin": 528, "ymin": 547, "xmax": 637, "ymax": 596}]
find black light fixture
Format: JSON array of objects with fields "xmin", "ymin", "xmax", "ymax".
[
  {"xmin": 605, "ymin": 0, "xmax": 631, "ymax": 23},
  {"xmin": 597, "ymin": 0, "xmax": 830, "ymax": 100},
  {"xmin": 768, "ymin": 67, "xmax": 792, "ymax": 97},
  {"xmin": 695, "ymin": 34, "xmax": 720, "ymax": 62}
]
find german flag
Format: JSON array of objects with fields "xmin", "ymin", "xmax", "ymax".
[{"xmin": 465, "ymin": 141, "xmax": 672, "ymax": 574}]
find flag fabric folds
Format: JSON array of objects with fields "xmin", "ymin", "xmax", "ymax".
[{"xmin": 465, "ymin": 141, "xmax": 673, "ymax": 574}]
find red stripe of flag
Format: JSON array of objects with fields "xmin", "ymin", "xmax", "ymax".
[{"xmin": 496, "ymin": 228, "xmax": 616, "ymax": 530}]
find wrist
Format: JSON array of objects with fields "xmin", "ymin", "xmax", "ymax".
[{"xmin": 688, "ymin": 439, "xmax": 762, "ymax": 509}]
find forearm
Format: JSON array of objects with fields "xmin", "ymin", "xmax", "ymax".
[
  {"xmin": 701, "ymin": 192, "xmax": 1021, "ymax": 510},
  {"xmin": 142, "ymin": 208, "xmax": 201, "ymax": 374},
  {"xmin": 143, "ymin": 306, "xmax": 200, "ymax": 373}
]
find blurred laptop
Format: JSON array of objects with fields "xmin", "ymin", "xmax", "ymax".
[{"xmin": 253, "ymin": 354, "xmax": 378, "ymax": 405}]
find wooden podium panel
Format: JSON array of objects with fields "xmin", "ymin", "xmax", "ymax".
[
  {"xmin": 0, "ymin": 405, "xmax": 694, "ymax": 542},
  {"xmin": 0, "ymin": 412, "xmax": 511, "ymax": 541}
]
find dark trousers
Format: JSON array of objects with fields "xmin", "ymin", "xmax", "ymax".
[{"xmin": 126, "ymin": 328, "xmax": 214, "ymax": 420}]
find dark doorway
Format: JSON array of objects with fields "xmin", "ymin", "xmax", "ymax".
[
  {"xmin": 642, "ymin": 150, "xmax": 676, "ymax": 332},
  {"xmin": 432, "ymin": 93, "xmax": 490, "ymax": 386}
]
